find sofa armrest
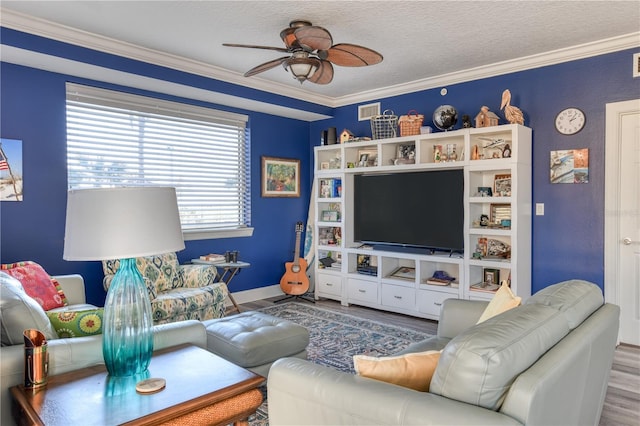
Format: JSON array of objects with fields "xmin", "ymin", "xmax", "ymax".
[
  {"xmin": 54, "ymin": 274, "xmax": 87, "ymax": 305},
  {"xmin": 267, "ymin": 358, "xmax": 521, "ymax": 426},
  {"xmin": 153, "ymin": 320, "xmax": 207, "ymax": 350},
  {"xmin": 179, "ymin": 264, "xmax": 218, "ymax": 289},
  {"xmin": 437, "ymin": 298, "xmax": 488, "ymax": 339}
]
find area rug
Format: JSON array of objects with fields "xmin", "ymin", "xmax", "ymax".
[{"xmin": 248, "ymin": 302, "xmax": 432, "ymax": 425}]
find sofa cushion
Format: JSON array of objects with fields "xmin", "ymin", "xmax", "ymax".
[
  {"xmin": 476, "ymin": 283, "xmax": 521, "ymax": 323},
  {"xmin": 430, "ymin": 303, "xmax": 570, "ymax": 410},
  {"xmin": 526, "ymin": 279, "xmax": 603, "ymax": 329},
  {"xmin": 151, "ymin": 283, "xmax": 227, "ymax": 324},
  {"xmin": 0, "ymin": 272, "xmax": 56, "ymax": 346},
  {"xmin": 46, "ymin": 308, "xmax": 103, "ymax": 338},
  {"xmin": 1, "ymin": 261, "xmax": 68, "ymax": 310},
  {"xmin": 354, "ymin": 350, "xmax": 441, "ymax": 391}
]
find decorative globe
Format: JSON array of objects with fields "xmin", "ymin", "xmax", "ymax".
[{"xmin": 432, "ymin": 105, "xmax": 458, "ymax": 131}]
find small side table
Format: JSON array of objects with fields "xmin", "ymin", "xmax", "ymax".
[{"xmin": 192, "ymin": 259, "xmax": 251, "ymax": 313}]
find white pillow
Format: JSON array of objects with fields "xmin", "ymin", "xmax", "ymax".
[{"xmin": 0, "ymin": 272, "xmax": 56, "ymax": 346}]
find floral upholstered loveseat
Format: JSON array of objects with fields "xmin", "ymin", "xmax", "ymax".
[{"xmin": 103, "ymin": 252, "xmax": 227, "ymax": 324}]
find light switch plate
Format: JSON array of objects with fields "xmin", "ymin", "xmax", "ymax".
[{"xmin": 536, "ymin": 203, "xmax": 545, "ymax": 216}]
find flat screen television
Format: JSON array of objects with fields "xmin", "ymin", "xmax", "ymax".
[{"xmin": 353, "ymin": 169, "xmax": 464, "ymax": 253}]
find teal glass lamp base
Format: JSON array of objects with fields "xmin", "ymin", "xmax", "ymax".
[{"xmin": 102, "ymin": 258, "xmax": 154, "ymax": 377}]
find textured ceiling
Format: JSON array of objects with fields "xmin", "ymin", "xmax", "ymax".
[{"xmin": 2, "ymin": 1, "xmax": 639, "ymax": 101}]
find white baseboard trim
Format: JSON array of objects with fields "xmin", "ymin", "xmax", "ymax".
[{"xmin": 225, "ymin": 284, "xmax": 286, "ymax": 306}]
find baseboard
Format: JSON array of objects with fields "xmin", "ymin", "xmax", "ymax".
[{"xmin": 225, "ymin": 284, "xmax": 285, "ymax": 306}]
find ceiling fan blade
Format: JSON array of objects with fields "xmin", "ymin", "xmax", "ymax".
[
  {"xmin": 244, "ymin": 57, "xmax": 289, "ymax": 77},
  {"xmin": 308, "ymin": 60, "xmax": 334, "ymax": 85},
  {"xmin": 223, "ymin": 43, "xmax": 289, "ymax": 53},
  {"xmin": 324, "ymin": 43, "xmax": 383, "ymax": 67},
  {"xmin": 294, "ymin": 25, "xmax": 333, "ymax": 51}
]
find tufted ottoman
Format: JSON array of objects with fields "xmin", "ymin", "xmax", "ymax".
[{"xmin": 202, "ymin": 311, "xmax": 309, "ymax": 377}]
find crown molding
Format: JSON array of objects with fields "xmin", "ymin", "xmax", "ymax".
[
  {"xmin": 0, "ymin": 45, "xmax": 332, "ymax": 122},
  {"xmin": 2, "ymin": 8, "xmax": 639, "ymax": 110},
  {"xmin": 332, "ymin": 32, "xmax": 640, "ymax": 107}
]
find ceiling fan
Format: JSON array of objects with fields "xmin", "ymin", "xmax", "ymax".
[{"xmin": 223, "ymin": 20, "xmax": 383, "ymax": 85}]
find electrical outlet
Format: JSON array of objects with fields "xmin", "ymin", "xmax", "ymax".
[{"xmin": 536, "ymin": 203, "xmax": 545, "ymax": 216}]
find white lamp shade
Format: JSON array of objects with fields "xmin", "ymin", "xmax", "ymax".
[{"xmin": 64, "ymin": 186, "xmax": 185, "ymax": 261}]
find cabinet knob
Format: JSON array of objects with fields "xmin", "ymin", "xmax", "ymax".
[
  {"xmin": 394, "ymin": 295, "xmax": 402, "ymax": 299},
  {"xmin": 326, "ymin": 283, "xmax": 333, "ymax": 286},
  {"xmin": 434, "ymin": 302, "xmax": 442, "ymax": 306},
  {"xmin": 359, "ymin": 289, "xmax": 366, "ymax": 293}
]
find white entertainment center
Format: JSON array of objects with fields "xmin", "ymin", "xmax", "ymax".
[{"xmin": 313, "ymin": 124, "xmax": 532, "ymax": 320}]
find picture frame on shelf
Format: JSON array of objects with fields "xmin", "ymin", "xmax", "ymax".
[
  {"xmin": 494, "ymin": 174, "xmax": 512, "ymax": 196},
  {"xmin": 389, "ymin": 266, "xmax": 416, "ymax": 280},
  {"xmin": 477, "ymin": 186, "xmax": 493, "ymax": 197},
  {"xmin": 262, "ymin": 156, "xmax": 300, "ymax": 197},
  {"xmin": 357, "ymin": 149, "xmax": 377, "ymax": 167},
  {"xmin": 320, "ymin": 161, "xmax": 330, "ymax": 170},
  {"xmin": 483, "ymin": 268, "xmax": 500, "ymax": 286}
]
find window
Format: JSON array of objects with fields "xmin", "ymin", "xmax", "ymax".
[{"xmin": 66, "ymin": 83, "xmax": 252, "ymax": 239}]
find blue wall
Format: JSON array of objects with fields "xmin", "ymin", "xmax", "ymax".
[
  {"xmin": 1, "ymin": 26, "xmax": 639, "ymax": 304},
  {"xmin": 311, "ymin": 48, "xmax": 640, "ymax": 293},
  {"xmin": 0, "ymin": 29, "xmax": 321, "ymax": 305}
]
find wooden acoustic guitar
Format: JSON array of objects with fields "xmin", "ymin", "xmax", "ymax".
[{"xmin": 280, "ymin": 221, "xmax": 310, "ymax": 295}]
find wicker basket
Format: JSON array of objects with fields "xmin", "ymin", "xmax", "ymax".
[
  {"xmin": 370, "ymin": 110, "xmax": 398, "ymax": 139},
  {"xmin": 398, "ymin": 110, "xmax": 424, "ymax": 136}
]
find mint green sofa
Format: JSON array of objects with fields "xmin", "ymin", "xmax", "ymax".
[
  {"xmin": 268, "ymin": 280, "xmax": 620, "ymax": 425},
  {"xmin": 0, "ymin": 272, "xmax": 208, "ymax": 426}
]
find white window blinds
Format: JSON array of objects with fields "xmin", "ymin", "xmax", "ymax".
[{"xmin": 66, "ymin": 83, "xmax": 251, "ymax": 234}]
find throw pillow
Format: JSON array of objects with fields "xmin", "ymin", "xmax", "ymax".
[
  {"xmin": 353, "ymin": 350, "xmax": 441, "ymax": 391},
  {"xmin": 0, "ymin": 272, "xmax": 56, "ymax": 346},
  {"xmin": 476, "ymin": 282, "xmax": 522, "ymax": 323},
  {"xmin": 1, "ymin": 261, "xmax": 68, "ymax": 310},
  {"xmin": 46, "ymin": 308, "xmax": 104, "ymax": 338}
]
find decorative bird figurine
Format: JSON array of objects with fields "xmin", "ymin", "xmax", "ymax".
[{"xmin": 500, "ymin": 89, "xmax": 524, "ymax": 125}]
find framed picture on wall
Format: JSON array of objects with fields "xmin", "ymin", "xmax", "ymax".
[
  {"xmin": 261, "ymin": 156, "xmax": 300, "ymax": 197},
  {"xmin": 0, "ymin": 138, "xmax": 23, "ymax": 202}
]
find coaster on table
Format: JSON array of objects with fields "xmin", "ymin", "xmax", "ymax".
[{"xmin": 136, "ymin": 378, "xmax": 166, "ymax": 394}]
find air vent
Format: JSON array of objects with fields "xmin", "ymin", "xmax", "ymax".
[
  {"xmin": 358, "ymin": 102, "xmax": 381, "ymax": 121},
  {"xmin": 634, "ymin": 52, "xmax": 640, "ymax": 78}
]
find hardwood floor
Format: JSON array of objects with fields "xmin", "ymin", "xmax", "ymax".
[{"xmin": 237, "ymin": 297, "xmax": 640, "ymax": 426}]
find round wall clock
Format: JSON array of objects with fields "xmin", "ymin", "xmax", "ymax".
[{"xmin": 555, "ymin": 107, "xmax": 585, "ymax": 135}]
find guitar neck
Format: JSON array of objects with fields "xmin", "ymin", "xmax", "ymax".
[{"xmin": 293, "ymin": 230, "xmax": 302, "ymax": 266}]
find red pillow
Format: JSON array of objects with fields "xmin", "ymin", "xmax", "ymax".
[{"xmin": 1, "ymin": 261, "xmax": 68, "ymax": 310}]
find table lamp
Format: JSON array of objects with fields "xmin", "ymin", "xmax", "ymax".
[{"xmin": 63, "ymin": 186, "xmax": 185, "ymax": 377}]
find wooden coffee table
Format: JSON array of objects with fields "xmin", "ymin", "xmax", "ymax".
[{"xmin": 10, "ymin": 344, "xmax": 264, "ymax": 426}]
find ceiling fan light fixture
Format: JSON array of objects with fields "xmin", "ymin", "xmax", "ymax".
[{"xmin": 285, "ymin": 56, "xmax": 320, "ymax": 83}]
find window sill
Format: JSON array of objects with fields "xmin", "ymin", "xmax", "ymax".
[{"xmin": 183, "ymin": 227, "xmax": 254, "ymax": 241}]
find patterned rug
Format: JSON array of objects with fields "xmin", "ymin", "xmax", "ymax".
[{"xmin": 248, "ymin": 302, "xmax": 432, "ymax": 425}]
